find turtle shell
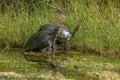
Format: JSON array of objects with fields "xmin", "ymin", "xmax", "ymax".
[
  {"xmin": 24, "ymin": 31, "xmax": 52, "ymax": 52},
  {"xmin": 39, "ymin": 24, "xmax": 72, "ymax": 40},
  {"xmin": 38, "ymin": 24, "xmax": 81, "ymax": 50},
  {"xmin": 24, "ymin": 26, "xmax": 61, "ymax": 52},
  {"xmin": 26, "ymin": 26, "xmax": 62, "ymax": 52}
]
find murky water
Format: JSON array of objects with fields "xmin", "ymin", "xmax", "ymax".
[{"xmin": 0, "ymin": 50, "xmax": 120, "ymax": 80}]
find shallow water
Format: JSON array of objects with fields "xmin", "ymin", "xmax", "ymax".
[{"xmin": 0, "ymin": 50, "xmax": 120, "ymax": 80}]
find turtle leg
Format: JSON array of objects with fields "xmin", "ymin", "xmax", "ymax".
[
  {"xmin": 46, "ymin": 41, "xmax": 52, "ymax": 62},
  {"xmin": 64, "ymin": 39, "xmax": 69, "ymax": 51},
  {"xmin": 51, "ymin": 42, "xmax": 57, "ymax": 62},
  {"xmin": 46, "ymin": 41, "xmax": 57, "ymax": 68},
  {"xmin": 52, "ymin": 42, "xmax": 57, "ymax": 53}
]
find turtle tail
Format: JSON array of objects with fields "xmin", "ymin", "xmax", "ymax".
[{"xmin": 72, "ymin": 24, "xmax": 81, "ymax": 37}]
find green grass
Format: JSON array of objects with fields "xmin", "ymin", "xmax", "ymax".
[
  {"xmin": 0, "ymin": 0, "xmax": 120, "ymax": 55},
  {"xmin": 0, "ymin": 1, "xmax": 120, "ymax": 80},
  {"xmin": 0, "ymin": 50, "xmax": 120, "ymax": 80}
]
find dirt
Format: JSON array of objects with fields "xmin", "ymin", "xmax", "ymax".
[
  {"xmin": 87, "ymin": 71, "xmax": 120, "ymax": 80},
  {"xmin": 0, "ymin": 72, "xmax": 24, "ymax": 78},
  {"xmin": 0, "ymin": 72, "xmax": 73, "ymax": 80}
]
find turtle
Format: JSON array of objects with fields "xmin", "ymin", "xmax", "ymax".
[
  {"xmin": 24, "ymin": 27, "xmax": 61, "ymax": 55},
  {"xmin": 38, "ymin": 24, "xmax": 81, "ymax": 50}
]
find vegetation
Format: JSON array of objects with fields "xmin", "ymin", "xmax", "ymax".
[
  {"xmin": 0, "ymin": 1, "xmax": 120, "ymax": 79},
  {"xmin": 0, "ymin": 50, "xmax": 120, "ymax": 80},
  {"xmin": 0, "ymin": 0, "xmax": 120, "ymax": 56}
]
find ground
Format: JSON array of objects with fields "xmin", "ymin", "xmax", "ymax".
[{"xmin": 0, "ymin": 50, "xmax": 120, "ymax": 80}]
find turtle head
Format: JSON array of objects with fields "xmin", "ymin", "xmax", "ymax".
[{"xmin": 72, "ymin": 24, "xmax": 81, "ymax": 37}]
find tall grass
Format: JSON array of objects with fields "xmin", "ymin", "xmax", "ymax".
[{"xmin": 0, "ymin": 0, "xmax": 120, "ymax": 55}]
